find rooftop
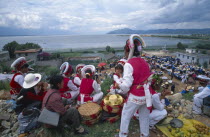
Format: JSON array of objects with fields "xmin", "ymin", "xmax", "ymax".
[
  {"xmin": 15, "ymin": 48, "xmax": 42, "ymax": 53},
  {"xmin": 176, "ymin": 52, "xmax": 210, "ymax": 58}
]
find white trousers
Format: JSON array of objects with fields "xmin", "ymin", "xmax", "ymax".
[
  {"xmin": 149, "ymin": 109, "xmax": 167, "ymax": 127},
  {"xmin": 77, "ymin": 92, "xmax": 104, "ymax": 105},
  {"xmin": 119, "ymin": 101, "xmax": 150, "ymax": 137},
  {"xmin": 193, "ymin": 96, "xmax": 203, "ymax": 114}
]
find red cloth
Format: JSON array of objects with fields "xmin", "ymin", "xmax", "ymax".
[
  {"xmin": 10, "ymin": 73, "xmax": 22, "ymax": 95},
  {"xmin": 26, "ymin": 91, "xmax": 46, "ymax": 101},
  {"xmin": 77, "ymin": 78, "xmax": 94, "ymax": 102},
  {"xmin": 59, "ymin": 77, "xmax": 70, "ymax": 93},
  {"xmin": 113, "ymin": 73, "xmax": 120, "ymax": 89},
  {"xmin": 127, "ymin": 57, "xmax": 152, "ymax": 96}
]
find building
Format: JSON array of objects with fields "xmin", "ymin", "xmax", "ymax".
[
  {"xmin": 15, "ymin": 48, "xmax": 42, "ymax": 61},
  {"xmin": 104, "ymin": 53, "xmax": 119, "ymax": 62},
  {"xmin": 176, "ymin": 52, "xmax": 210, "ymax": 67},
  {"xmin": 185, "ymin": 48, "xmax": 197, "ymax": 54},
  {"xmin": 0, "ymin": 51, "xmax": 10, "ymax": 61}
]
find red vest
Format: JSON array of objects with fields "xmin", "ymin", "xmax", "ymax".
[
  {"xmin": 78, "ymin": 78, "xmax": 94, "ymax": 102},
  {"xmin": 10, "ymin": 73, "xmax": 22, "ymax": 95},
  {"xmin": 128, "ymin": 57, "xmax": 154, "ymax": 96},
  {"xmin": 60, "ymin": 77, "xmax": 70, "ymax": 93},
  {"xmin": 113, "ymin": 73, "xmax": 120, "ymax": 89}
]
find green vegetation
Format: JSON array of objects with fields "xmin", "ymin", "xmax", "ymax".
[
  {"xmin": 0, "ymin": 80, "xmax": 10, "ymax": 91},
  {"xmin": 177, "ymin": 42, "xmax": 188, "ymax": 49},
  {"xmin": 105, "ymin": 46, "xmax": 115, "ymax": 53},
  {"xmin": 151, "ymin": 34, "xmax": 210, "ymax": 40},
  {"xmin": 203, "ymin": 61, "xmax": 208, "ymax": 69},
  {"xmin": 196, "ymin": 43, "xmax": 210, "ymax": 50},
  {"xmin": 0, "ymin": 62, "xmax": 12, "ymax": 73},
  {"xmin": 2, "ymin": 41, "xmax": 41, "ymax": 58},
  {"xmin": 58, "ymin": 52, "xmax": 82, "ymax": 58},
  {"xmin": 100, "ymin": 77, "xmax": 113, "ymax": 95},
  {"xmin": 182, "ymin": 92, "xmax": 194, "ymax": 101}
]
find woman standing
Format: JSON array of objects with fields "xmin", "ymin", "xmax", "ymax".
[{"xmin": 116, "ymin": 35, "xmax": 155, "ymax": 137}]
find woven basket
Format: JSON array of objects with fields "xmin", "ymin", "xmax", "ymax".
[
  {"xmin": 82, "ymin": 113, "xmax": 101, "ymax": 126},
  {"xmin": 101, "ymin": 94, "xmax": 124, "ymax": 113},
  {"xmin": 106, "ymin": 114, "xmax": 120, "ymax": 123},
  {"xmin": 78, "ymin": 102, "xmax": 101, "ymax": 120}
]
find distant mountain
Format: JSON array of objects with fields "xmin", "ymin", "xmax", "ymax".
[{"xmin": 107, "ymin": 28, "xmax": 210, "ymax": 34}]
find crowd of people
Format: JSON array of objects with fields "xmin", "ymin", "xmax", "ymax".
[{"xmin": 8, "ymin": 34, "xmax": 210, "ymax": 137}]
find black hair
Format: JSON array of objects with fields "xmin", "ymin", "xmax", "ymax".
[
  {"xmin": 21, "ymin": 63, "xmax": 29, "ymax": 69},
  {"xmin": 49, "ymin": 75, "xmax": 63, "ymax": 89},
  {"xmin": 133, "ymin": 40, "xmax": 140, "ymax": 57},
  {"xmin": 70, "ymin": 68, "xmax": 74, "ymax": 75},
  {"xmin": 85, "ymin": 69, "xmax": 92, "ymax": 79},
  {"xmin": 124, "ymin": 39, "xmax": 140, "ymax": 57},
  {"xmin": 115, "ymin": 64, "xmax": 124, "ymax": 72}
]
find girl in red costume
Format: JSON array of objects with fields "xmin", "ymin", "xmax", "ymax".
[
  {"xmin": 116, "ymin": 35, "xmax": 156, "ymax": 137},
  {"xmin": 10, "ymin": 57, "xmax": 29, "ymax": 99},
  {"xmin": 60, "ymin": 62, "xmax": 79, "ymax": 104},
  {"xmin": 77, "ymin": 65, "xmax": 103, "ymax": 105},
  {"xmin": 73, "ymin": 64, "xmax": 85, "ymax": 87}
]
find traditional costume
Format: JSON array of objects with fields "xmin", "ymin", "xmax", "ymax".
[
  {"xmin": 16, "ymin": 73, "xmax": 46, "ymax": 111},
  {"xmin": 110, "ymin": 59, "xmax": 127, "ymax": 95},
  {"xmin": 10, "ymin": 57, "xmax": 28, "ymax": 99},
  {"xmin": 118, "ymin": 35, "xmax": 155, "ymax": 137},
  {"xmin": 60, "ymin": 62, "xmax": 79, "ymax": 104},
  {"xmin": 73, "ymin": 64, "xmax": 85, "ymax": 87},
  {"xmin": 193, "ymin": 78, "xmax": 210, "ymax": 114},
  {"xmin": 149, "ymin": 93, "xmax": 167, "ymax": 128},
  {"xmin": 77, "ymin": 65, "xmax": 103, "ymax": 105}
]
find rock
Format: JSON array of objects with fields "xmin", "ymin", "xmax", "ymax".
[
  {"xmin": 1, "ymin": 120, "xmax": 11, "ymax": 129},
  {"xmin": 0, "ymin": 113, "xmax": 10, "ymax": 120},
  {"xmin": 7, "ymin": 108, "xmax": 14, "ymax": 113},
  {"xmin": 11, "ymin": 122, "xmax": 19, "ymax": 132},
  {"xmin": 172, "ymin": 110, "xmax": 179, "ymax": 118},
  {"xmin": 186, "ymin": 100, "xmax": 192, "ymax": 105},
  {"xmin": 0, "ymin": 91, "xmax": 11, "ymax": 100},
  {"xmin": 183, "ymin": 113, "xmax": 193, "ymax": 119},
  {"xmin": 166, "ymin": 93, "xmax": 182, "ymax": 105},
  {"xmin": 2, "ymin": 129, "xmax": 11, "ymax": 135},
  {"xmin": 185, "ymin": 104, "xmax": 193, "ymax": 114}
]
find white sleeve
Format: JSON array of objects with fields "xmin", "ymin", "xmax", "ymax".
[
  {"xmin": 74, "ymin": 77, "xmax": 81, "ymax": 86},
  {"xmin": 67, "ymin": 80, "xmax": 78, "ymax": 91},
  {"xmin": 152, "ymin": 93, "xmax": 165, "ymax": 110},
  {"xmin": 14, "ymin": 75, "xmax": 24, "ymax": 87},
  {"xmin": 113, "ymin": 75, "xmax": 121, "ymax": 84},
  {"xmin": 92, "ymin": 80, "xmax": 101, "ymax": 93},
  {"xmin": 118, "ymin": 63, "xmax": 134, "ymax": 93}
]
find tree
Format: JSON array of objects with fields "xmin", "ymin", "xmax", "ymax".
[
  {"xmin": 16, "ymin": 42, "xmax": 41, "ymax": 50},
  {"xmin": 106, "ymin": 46, "xmax": 111, "ymax": 52},
  {"xmin": 177, "ymin": 42, "xmax": 188, "ymax": 49},
  {"xmin": 203, "ymin": 61, "xmax": 208, "ymax": 69},
  {"xmin": 2, "ymin": 41, "xmax": 19, "ymax": 58}
]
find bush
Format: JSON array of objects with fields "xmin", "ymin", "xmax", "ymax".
[
  {"xmin": 100, "ymin": 77, "xmax": 113, "ymax": 95},
  {"xmin": 0, "ymin": 80, "xmax": 10, "ymax": 91}
]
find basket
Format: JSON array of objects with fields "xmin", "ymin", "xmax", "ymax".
[
  {"xmin": 78, "ymin": 102, "xmax": 101, "ymax": 121},
  {"xmin": 101, "ymin": 94, "xmax": 124, "ymax": 114}
]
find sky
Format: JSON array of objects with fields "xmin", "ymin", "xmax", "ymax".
[{"xmin": 0, "ymin": 0, "xmax": 210, "ymax": 35}]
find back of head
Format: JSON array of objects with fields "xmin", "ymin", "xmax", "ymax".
[
  {"xmin": 85, "ymin": 69, "xmax": 92, "ymax": 79},
  {"xmin": 49, "ymin": 75, "xmax": 63, "ymax": 89},
  {"xmin": 115, "ymin": 64, "xmax": 124, "ymax": 72}
]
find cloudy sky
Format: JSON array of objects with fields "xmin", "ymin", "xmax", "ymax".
[{"xmin": 0, "ymin": 0, "xmax": 210, "ymax": 35}]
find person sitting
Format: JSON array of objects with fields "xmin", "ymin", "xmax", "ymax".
[
  {"xmin": 59, "ymin": 62, "xmax": 79, "ymax": 104},
  {"xmin": 109, "ymin": 63, "xmax": 127, "ymax": 97},
  {"xmin": 16, "ymin": 73, "xmax": 47, "ymax": 112},
  {"xmin": 73, "ymin": 64, "xmax": 85, "ymax": 87},
  {"xmin": 193, "ymin": 80, "xmax": 210, "ymax": 115},
  {"xmin": 10, "ymin": 57, "xmax": 29, "ymax": 99},
  {"xmin": 149, "ymin": 88, "xmax": 171, "ymax": 129},
  {"xmin": 42, "ymin": 75, "xmax": 87, "ymax": 134},
  {"xmin": 77, "ymin": 65, "xmax": 103, "ymax": 105}
]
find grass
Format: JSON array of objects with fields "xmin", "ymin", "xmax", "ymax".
[
  {"xmin": 58, "ymin": 52, "xmax": 82, "ymax": 58},
  {"xmin": 100, "ymin": 77, "xmax": 113, "ymax": 95},
  {"xmin": 0, "ymin": 80, "xmax": 10, "ymax": 91},
  {"xmin": 182, "ymin": 92, "xmax": 194, "ymax": 101},
  {"xmin": 35, "ymin": 118, "xmax": 140, "ymax": 137}
]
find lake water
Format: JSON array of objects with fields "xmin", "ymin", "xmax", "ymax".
[{"xmin": 0, "ymin": 34, "xmax": 196, "ymax": 51}]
